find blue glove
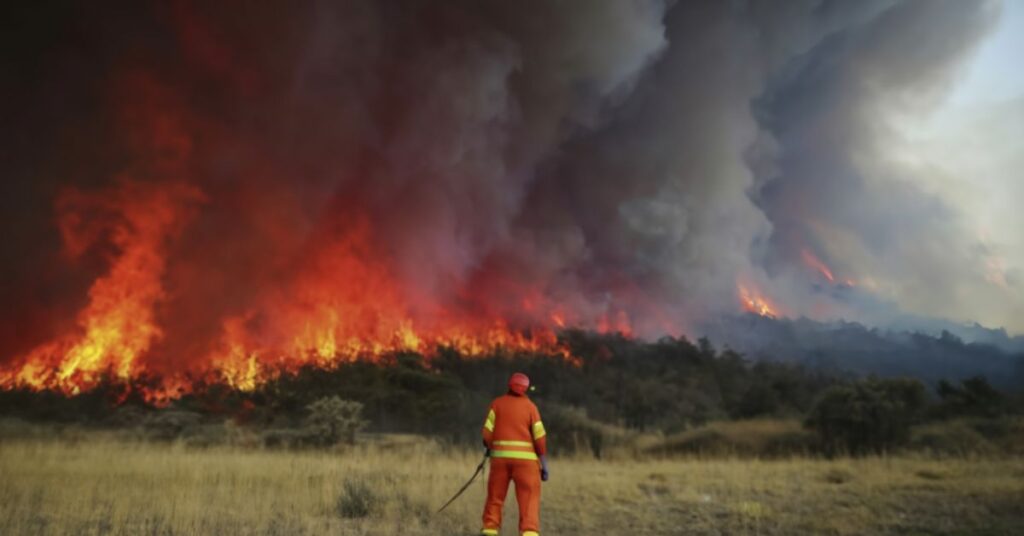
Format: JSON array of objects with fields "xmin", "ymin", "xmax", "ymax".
[{"xmin": 539, "ymin": 455, "xmax": 549, "ymax": 482}]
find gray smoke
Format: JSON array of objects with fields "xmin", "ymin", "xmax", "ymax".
[
  {"xmin": 749, "ymin": 0, "xmax": 1002, "ymax": 325},
  {"xmin": 0, "ymin": 0, "xmax": 1013, "ymax": 370}
]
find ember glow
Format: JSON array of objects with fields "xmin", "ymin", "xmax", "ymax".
[
  {"xmin": 801, "ymin": 249, "xmax": 836, "ymax": 284},
  {"xmin": 984, "ymin": 256, "xmax": 1010, "ymax": 290}
]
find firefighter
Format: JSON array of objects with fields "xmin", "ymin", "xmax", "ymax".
[{"xmin": 480, "ymin": 372, "xmax": 548, "ymax": 536}]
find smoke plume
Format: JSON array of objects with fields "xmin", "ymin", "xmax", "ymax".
[{"xmin": 0, "ymin": 0, "xmax": 1013, "ymax": 388}]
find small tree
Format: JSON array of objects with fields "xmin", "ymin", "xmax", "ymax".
[
  {"xmin": 936, "ymin": 376, "xmax": 1005, "ymax": 418},
  {"xmin": 306, "ymin": 396, "xmax": 368, "ymax": 446},
  {"xmin": 806, "ymin": 378, "xmax": 926, "ymax": 456}
]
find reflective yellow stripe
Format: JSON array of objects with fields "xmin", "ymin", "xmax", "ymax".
[
  {"xmin": 532, "ymin": 421, "xmax": 546, "ymax": 440},
  {"xmin": 494, "ymin": 440, "xmax": 533, "ymax": 447},
  {"xmin": 484, "ymin": 409, "xmax": 496, "ymax": 432},
  {"xmin": 480, "ymin": 530, "xmax": 498, "ymax": 536},
  {"xmin": 523, "ymin": 532, "xmax": 540, "ymax": 536},
  {"xmin": 490, "ymin": 450, "xmax": 538, "ymax": 460}
]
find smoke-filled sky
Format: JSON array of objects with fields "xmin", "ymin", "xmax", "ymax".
[{"xmin": 0, "ymin": 0, "xmax": 1021, "ymax": 377}]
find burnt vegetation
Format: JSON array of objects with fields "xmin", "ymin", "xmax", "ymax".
[{"xmin": 1, "ymin": 328, "xmax": 1022, "ymax": 458}]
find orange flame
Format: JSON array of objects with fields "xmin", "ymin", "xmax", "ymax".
[
  {"xmin": 1, "ymin": 181, "xmax": 202, "ymax": 394},
  {"xmin": 0, "ymin": 76, "xmax": 647, "ymax": 400},
  {"xmin": 1, "ymin": 200, "xmax": 602, "ymax": 398},
  {"xmin": 550, "ymin": 312, "xmax": 567, "ymax": 328},
  {"xmin": 210, "ymin": 320, "xmax": 573, "ymax": 392},
  {"xmin": 801, "ymin": 249, "xmax": 835, "ymax": 284},
  {"xmin": 196, "ymin": 215, "xmax": 584, "ymax": 391},
  {"xmin": 737, "ymin": 283, "xmax": 779, "ymax": 318}
]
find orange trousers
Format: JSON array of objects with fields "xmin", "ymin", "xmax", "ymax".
[{"xmin": 482, "ymin": 457, "xmax": 541, "ymax": 535}]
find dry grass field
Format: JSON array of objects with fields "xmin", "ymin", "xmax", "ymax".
[{"xmin": 1, "ymin": 434, "xmax": 1023, "ymax": 535}]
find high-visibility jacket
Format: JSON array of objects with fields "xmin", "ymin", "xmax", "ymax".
[{"xmin": 481, "ymin": 393, "xmax": 547, "ymax": 460}]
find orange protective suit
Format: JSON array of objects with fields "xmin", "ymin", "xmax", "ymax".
[{"xmin": 480, "ymin": 392, "xmax": 547, "ymax": 536}]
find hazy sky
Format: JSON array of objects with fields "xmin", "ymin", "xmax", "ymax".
[
  {"xmin": 950, "ymin": 0, "xmax": 1024, "ymax": 105},
  {"xmin": 899, "ymin": 0, "xmax": 1024, "ymax": 330}
]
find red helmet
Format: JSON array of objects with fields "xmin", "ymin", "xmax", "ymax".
[{"xmin": 508, "ymin": 372, "xmax": 530, "ymax": 395}]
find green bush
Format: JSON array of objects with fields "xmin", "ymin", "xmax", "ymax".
[
  {"xmin": 935, "ymin": 376, "xmax": 1006, "ymax": 418},
  {"xmin": 822, "ymin": 468, "xmax": 853, "ymax": 484},
  {"xmin": 142, "ymin": 411, "xmax": 203, "ymax": 441},
  {"xmin": 305, "ymin": 396, "xmax": 368, "ymax": 446},
  {"xmin": 909, "ymin": 420, "xmax": 996, "ymax": 457},
  {"xmin": 261, "ymin": 428, "xmax": 321, "ymax": 449},
  {"xmin": 335, "ymin": 479, "xmax": 379, "ymax": 519},
  {"xmin": 544, "ymin": 404, "xmax": 628, "ymax": 458},
  {"xmin": 806, "ymin": 378, "xmax": 927, "ymax": 456},
  {"xmin": 963, "ymin": 416, "xmax": 1024, "ymax": 455},
  {"xmin": 646, "ymin": 419, "xmax": 815, "ymax": 458}
]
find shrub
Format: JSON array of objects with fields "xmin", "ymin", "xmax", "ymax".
[
  {"xmin": 646, "ymin": 419, "xmax": 815, "ymax": 458},
  {"xmin": 142, "ymin": 410, "xmax": 203, "ymax": 441},
  {"xmin": 935, "ymin": 376, "xmax": 1006, "ymax": 418},
  {"xmin": 909, "ymin": 420, "xmax": 995, "ymax": 457},
  {"xmin": 994, "ymin": 417, "xmax": 1024, "ymax": 455},
  {"xmin": 915, "ymin": 469, "xmax": 948, "ymax": 480},
  {"xmin": 305, "ymin": 396, "xmax": 368, "ymax": 446},
  {"xmin": 106, "ymin": 406, "xmax": 148, "ymax": 428},
  {"xmin": 262, "ymin": 428, "xmax": 321, "ymax": 449},
  {"xmin": 543, "ymin": 405, "xmax": 629, "ymax": 458},
  {"xmin": 335, "ymin": 479, "xmax": 379, "ymax": 519},
  {"xmin": 805, "ymin": 378, "xmax": 927, "ymax": 456},
  {"xmin": 822, "ymin": 468, "xmax": 853, "ymax": 484}
]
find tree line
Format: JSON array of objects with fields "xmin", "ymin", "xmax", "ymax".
[{"xmin": 1, "ymin": 330, "xmax": 1021, "ymax": 455}]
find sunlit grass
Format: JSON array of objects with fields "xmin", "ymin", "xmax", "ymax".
[{"xmin": 0, "ymin": 435, "xmax": 1022, "ymax": 535}]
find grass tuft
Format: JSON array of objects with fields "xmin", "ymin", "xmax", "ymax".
[
  {"xmin": 336, "ymin": 479, "xmax": 378, "ymax": 519},
  {"xmin": 822, "ymin": 468, "xmax": 853, "ymax": 484},
  {"xmin": 915, "ymin": 469, "xmax": 947, "ymax": 481}
]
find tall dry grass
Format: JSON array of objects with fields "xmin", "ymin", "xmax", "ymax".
[{"xmin": 1, "ymin": 433, "xmax": 1022, "ymax": 535}]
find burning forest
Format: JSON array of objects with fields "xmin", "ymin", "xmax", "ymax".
[
  {"xmin": 3, "ymin": 3, "xmax": 1024, "ymax": 535},
  {"xmin": 2, "ymin": 0, "xmax": 1022, "ymax": 403}
]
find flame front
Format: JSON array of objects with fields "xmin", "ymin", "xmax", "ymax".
[
  {"xmin": 0, "ymin": 186, "xmax": 620, "ymax": 398},
  {"xmin": 2, "ymin": 181, "xmax": 202, "ymax": 394},
  {"xmin": 213, "ymin": 314, "xmax": 571, "ymax": 392},
  {"xmin": 207, "ymin": 216, "xmax": 581, "ymax": 389},
  {"xmin": 738, "ymin": 283, "xmax": 779, "ymax": 319}
]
